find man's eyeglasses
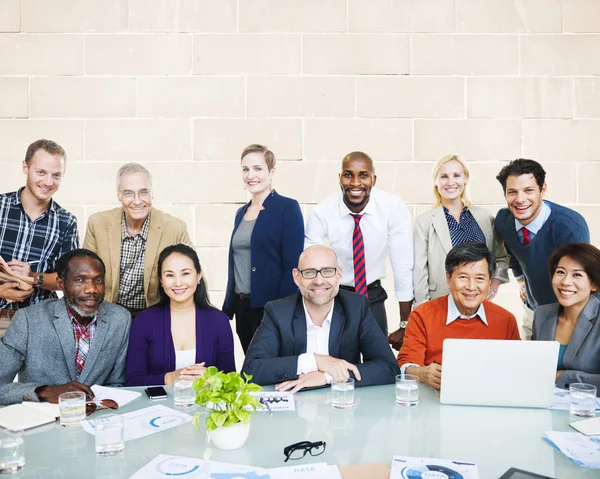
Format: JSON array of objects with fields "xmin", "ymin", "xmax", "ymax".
[
  {"xmin": 119, "ymin": 189, "xmax": 151, "ymax": 201},
  {"xmin": 283, "ymin": 441, "xmax": 326, "ymax": 462},
  {"xmin": 297, "ymin": 268, "xmax": 337, "ymax": 280},
  {"xmin": 86, "ymin": 399, "xmax": 118, "ymax": 417}
]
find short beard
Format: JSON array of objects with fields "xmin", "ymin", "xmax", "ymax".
[{"xmin": 65, "ymin": 298, "xmax": 100, "ymax": 318}]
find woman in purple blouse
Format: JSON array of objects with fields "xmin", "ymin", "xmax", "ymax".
[{"xmin": 125, "ymin": 243, "xmax": 235, "ymax": 386}]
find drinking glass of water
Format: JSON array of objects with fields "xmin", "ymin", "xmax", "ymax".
[
  {"xmin": 94, "ymin": 414, "xmax": 125, "ymax": 456},
  {"xmin": 331, "ymin": 378, "xmax": 354, "ymax": 409},
  {"xmin": 59, "ymin": 391, "xmax": 86, "ymax": 428},
  {"xmin": 396, "ymin": 374, "xmax": 419, "ymax": 407},
  {"xmin": 173, "ymin": 376, "xmax": 196, "ymax": 408},
  {"xmin": 570, "ymin": 383, "xmax": 597, "ymax": 419},
  {"xmin": 0, "ymin": 429, "xmax": 25, "ymax": 474}
]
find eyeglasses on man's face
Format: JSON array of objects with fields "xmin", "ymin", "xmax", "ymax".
[
  {"xmin": 283, "ymin": 440, "xmax": 326, "ymax": 462},
  {"xmin": 119, "ymin": 189, "xmax": 152, "ymax": 201},
  {"xmin": 297, "ymin": 267, "xmax": 337, "ymax": 280}
]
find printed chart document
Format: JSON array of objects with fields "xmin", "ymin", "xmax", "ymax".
[
  {"xmin": 83, "ymin": 405, "xmax": 192, "ymax": 441},
  {"xmin": 545, "ymin": 431, "xmax": 600, "ymax": 468},
  {"xmin": 390, "ymin": 455, "xmax": 479, "ymax": 479},
  {"xmin": 551, "ymin": 387, "xmax": 600, "ymax": 411},
  {"xmin": 91, "ymin": 384, "xmax": 142, "ymax": 407},
  {"xmin": 267, "ymin": 463, "xmax": 341, "ymax": 478}
]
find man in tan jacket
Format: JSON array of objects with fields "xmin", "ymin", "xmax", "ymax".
[{"xmin": 83, "ymin": 163, "xmax": 190, "ymax": 319}]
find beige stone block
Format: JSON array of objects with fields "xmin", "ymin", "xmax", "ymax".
[
  {"xmin": 456, "ymin": 0, "xmax": 562, "ymax": 33},
  {"xmin": 379, "ymin": 161, "xmax": 436, "ymax": 204},
  {"xmin": 539, "ymin": 163, "xmax": 578, "ymax": 205},
  {"xmin": 303, "ymin": 119, "xmax": 413, "ymax": 162},
  {"xmin": 467, "ymin": 78, "xmax": 573, "ymax": 119},
  {"xmin": 195, "ymin": 204, "xmax": 240, "ymax": 247},
  {"xmin": 578, "ymin": 164, "xmax": 600, "ymax": 204},
  {"xmin": 247, "ymin": 77, "xmax": 354, "ymax": 118},
  {"xmin": 197, "ymin": 247, "xmax": 228, "ymax": 291},
  {"xmin": 239, "ymin": 0, "xmax": 345, "ymax": 33},
  {"xmin": 0, "ymin": 120, "xmax": 83, "ymax": 163},
  {"xmin": 276, "ymin": 161, "xmax": 340, "ymax": 204},
  {"xmin": 564, "ymin": 0, "xmax": 600, "ymax": 33},
  {"xmin": 412, "ymin": 34, "xmax": 518, "ymax": 75},
  {"xmin": 85, "ymin": 120, "xmax": 192, "ymax": 163},
  {"xmin": 523, "ymin": 120, "xmax": 600, "ymax": 162},
  {"xmin": 194, "ymin": 119, "xmax": 302, "ymax": 160},
  {"xmin": 30, "ymin": 78, "xmax": 135, "ymax": 119},
  {"xmin": 137, "ymin": 77, "xmax": 244, "ymax": 118},
  {"xmin": 0, "ymin": 34, "xmax": 83, "ymax": 75},
  {"xmin": 414, "ymin": 120, "xmax": 521, "ymax": 162},
  {"xmin": 521, "ymin": 35, "xmax": 600, "ymax": 75},
  {"xmin": 302, "ymin": 34, "xmax": 409, "ymax": 75},
  {"xmin": 22, "ymin": 0, "xmax": 128, "ymax": 32},
  {"xmin": 0, "ymin": 160, "xmax": 26, "ymax": 191},
  {"xmin": 348, "ymin": 0, "xmax": 454, "ymax": 33},
  {"xmin": 575, "ymin": 78, "xmax": 600, "ymax": 118},
  {"xmin": 130, "ymin": 0, "xmax": 236, "ymax": 32},
  {"xmin": 571, "ymin": 206, "xmax": 600, "ymax": 245},
  {"xmin": 194, "ymin": 34, "xmax": 300, "ymax": 75},
  {"xmin": 0, "ymin": 78, "xmax": 28, "ymax": 118},
  {"xmin": 86, "ymin": 34, "xmax": 191, "ymax": 75},
  {"xmin": 152, "ymin": 203, "xmax": 196, "ymax": 244},
  {"xmin": 357, "ymin": 77, "xmax": 464, "ymax": 118},
  {"xmin": 468, "ymin": 162, "xmax": 511, "ymax": 206},
  {"xmin": 52, "ymin": 163, "xmax": 122, "ymax": 204},
  {"xmin": 0, "ymin": 0, "xmax": 20, "ymax": 32}
]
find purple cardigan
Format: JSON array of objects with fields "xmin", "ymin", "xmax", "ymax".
[{"xmin": 125, "ymin": 303, "xmax": 236, "ymax": 386}]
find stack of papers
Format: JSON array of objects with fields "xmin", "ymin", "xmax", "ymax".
[
  {"xmin": 390, "ymin": 455, "xmax": 479, "ymax": 479},
  {"xmin": 545, "ymin": 431, "xmax": 600, "ymax": 468},
  {"xmin": 0, "ymin": 402, "xmax": 59, "ymax": 430}
]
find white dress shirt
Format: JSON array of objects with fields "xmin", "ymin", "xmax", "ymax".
[
  {"xmin": 305, "ymin": 188, "xmax": 414, "ymax": 301},
  {"xmin": 296, "ymin": 298, "xmax": 334, "ymax": 383}
]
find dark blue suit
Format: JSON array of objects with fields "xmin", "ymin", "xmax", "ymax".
[{"xmin": 242, "ymin": 289, "xmax": 400, "ymax": 387}]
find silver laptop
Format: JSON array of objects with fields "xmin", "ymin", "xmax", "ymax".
[{"xmin": 440, "ymin": 339, "xmax": 559, "ymax": 408}]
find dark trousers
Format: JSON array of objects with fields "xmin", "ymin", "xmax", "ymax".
[
  {"xmin": 340, "ymin": 280, "xmax": 389, "ymax": 335},
  {"xmin": 233, "ymin": 294, "xmax": 265, "ymax": 354}
]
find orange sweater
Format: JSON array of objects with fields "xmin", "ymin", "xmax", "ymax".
[{"xmin": 397, "ymin": 295, "xmax": 521, "ymax": 367}]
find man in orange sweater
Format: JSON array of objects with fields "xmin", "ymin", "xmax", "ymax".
[{"xmin": 398, "ymin": 242, "xmax": 521, "ymax": 389}]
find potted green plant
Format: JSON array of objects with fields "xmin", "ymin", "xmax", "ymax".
[{"xmin": 192, "ymin": 366, "xmax": 263, "ymax": 450}]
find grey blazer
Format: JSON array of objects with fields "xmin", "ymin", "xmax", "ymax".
[
  {"xmin": 533, "ymin": 295, "xmax": 600, "ymax": 392},
  {"xmin": 413, "ymin": 205, "xmax": 510, "ymax": 305},
  {"xmin": 0, "ymin": 299, "xmax": 131, "ymax": 405}
]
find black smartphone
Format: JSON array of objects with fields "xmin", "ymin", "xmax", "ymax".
[
  {"xmin": 498, "ymin": 468, "xmax": 554, "ymax": 479},
  {"xmin": 145, "ymin": 386, "xmax": 168, "ymax": 400}
]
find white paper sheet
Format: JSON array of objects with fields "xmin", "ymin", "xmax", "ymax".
[
  {"xmin": 128, "ymin": 454, "xmax": 265, "ymax": 478},
  {"xmin": 267, "ymin": 463, "xmax": 341, "ymax": 478},
  {"xmin": 91, "ymin": 384, "xmax": 142, "ymax": 407},
  {"xmin": 545, "ymin": 431, "xmax": 600, "ymax": 468},
  {"xmin": 390, "ymin": 455, "xmax": 479, "ymax": 479},
  {"xmin": 83, "ymin": 405, "xmax": 192, "ymax": 441}
]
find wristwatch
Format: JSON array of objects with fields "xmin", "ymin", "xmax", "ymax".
[
  {"xmin": 36, "ymin": 273, "xmax": 44, "ymax": 286},
  {"xmin": 399, "ymin": 320, "xmax": 408, "ymax": 329}
]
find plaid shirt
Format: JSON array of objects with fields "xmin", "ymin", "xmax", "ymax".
[
  {"xmin": 67, "ymin": 307, "xmax": 97, "ymax": 378},
  {"xmin": 117, "ymin": 213, "xmax": 149, "ymax": 310},
  {"xmin": 0, "ymin": 189, "xmax": 79, "ymax": 310}
]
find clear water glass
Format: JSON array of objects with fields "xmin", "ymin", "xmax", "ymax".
[
  {"xmin": 59, "ymin": 391, "xmax": 86, "ymax": 428},
  {"xmin": 173, "ymin": 376, "xmax": 195, "ymax": 408},
  {"xmin": 396, "ymin": 374, "xmax": 419, "ymax": 407},
  {"xmin": 570, "ymin": 383, "xmax": 597, "ymax": 419},
  {"xmin": 94, "ymin": 414, "xmax": 125, "ymax": 456},
  {"xmin": 331, "ymin": 378, "xmax": 355, "ymax": 409},
  {"xmin": 0, "ymin": 429, "xmax": 25, "ymax": 474}
]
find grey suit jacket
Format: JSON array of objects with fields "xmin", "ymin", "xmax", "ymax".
[
  {"xmin": 533, "ymin": 295, "xmax": 600, "ymax": 391},
  {"xmin": 413, "ymin": 205, "xmax": 510, "ymax": 305},
  {"xmin": 0, "ymin": 299, "xmax": 131, "ymax": 405}
]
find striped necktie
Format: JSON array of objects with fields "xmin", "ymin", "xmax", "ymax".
[{"xmin": 352, "ymin": 214, "xmax": 368, "ymax": 297}]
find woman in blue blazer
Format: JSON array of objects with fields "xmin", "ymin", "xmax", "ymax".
[
  {"xmin": 223, "ymin": 144, "xmax": 304, "ymax": 353},
  {"xmin": 533, "ymin": 243, "xmax": 600, "ymax": 394}
]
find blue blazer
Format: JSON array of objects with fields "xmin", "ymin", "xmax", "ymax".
[
  {"xmin": 241, "ymin": 289, "xmax": 400, "ymax": 386},
  {"xmin": 223, "ymin": 190, "xmax": 304, "ymax": 316}
]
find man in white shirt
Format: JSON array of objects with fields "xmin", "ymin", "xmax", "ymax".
[
  {"xmin": 305, "ymin": 151, "xmax": 413, "ymax": 349},
  {"xmin": 241, "ymin": 246, "xmax": 399, "ymax": 392}
]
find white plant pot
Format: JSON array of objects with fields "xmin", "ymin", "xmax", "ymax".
[{"xmin": 209, "ymin": 421, "xmax": 250, "ymax": 450}]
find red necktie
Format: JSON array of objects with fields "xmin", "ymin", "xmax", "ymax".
[
  {"xmin": 352, "ymin": 214, "xmax": 368, "ymax": 297},
  {"xmin": 522, "ymin": 227, "xmax": 531, "ymax": 246}
]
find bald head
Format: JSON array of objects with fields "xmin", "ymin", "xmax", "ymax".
[
  {"xmin": 339, "ymin": 151, "xmax": 377, "ymax": 214},
  {"xmin": 298, "ymin": 245, "xmax": 338, "ymax": 270},
  {"xmin": 342, "ymin": 151, "xmax": 374, "ymax": 173}
]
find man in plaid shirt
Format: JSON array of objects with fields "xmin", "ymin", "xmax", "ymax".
[{"xmin": 0, "ymin": 139, "xmax": 79, "ymax": 336}]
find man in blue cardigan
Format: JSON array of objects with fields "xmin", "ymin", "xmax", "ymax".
[{"xmin": 494, "ymin": 159, "xmax": 590, "ymax": 339}]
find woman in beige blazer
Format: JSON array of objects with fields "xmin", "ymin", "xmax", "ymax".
[{"xmin": 413, "ymin": 155, "xmax": 509, "ymax": 305}]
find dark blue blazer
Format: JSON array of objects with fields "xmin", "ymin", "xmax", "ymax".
[
  {"xmin": 241, "ymin": 289, "xmax": 400, "ymax": 386},
  {"xmin": 223, "ymin": 190, "xmax": 304, "ymax": 316}
]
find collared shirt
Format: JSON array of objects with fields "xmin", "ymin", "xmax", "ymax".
[
  {"xmin": 117, "ymin": 213, "xmax": 150, "ymax": 310},
  {"xmin": 443, "ymin": 206, "xmax": 486, "ymax": 248},
  {"xmin": 446, "ymin": 294, "xmax": 488, "ymax": 326},
  {"xmin": 297, "ymin": 298, "xmax": 334, "ymax": 378},
  {"xmin": 515, "ymin": 200, "xmax": 552, "ymax": 244},
  {"xmin": 305, "ymin": 188, "xmax": 414, "ymax": 301},
  {"xmin": 67, "ymin": 307, "xmax": 98, "ymax": 378},
  {"xmin": 0, "ymin": 189, "xmax": 79, "ymax": 310}
]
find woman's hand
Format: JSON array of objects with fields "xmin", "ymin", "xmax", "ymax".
[
  {"xmin": 487, "ymin": 278, "xmax": 502, "ymax": 301},
  {"xmin": 164, "ymin": 362, "xmax": 206, "ymax": 385}
]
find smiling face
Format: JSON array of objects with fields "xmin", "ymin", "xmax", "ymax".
[
  {"xmin": 435, "ymin": 160, "xmax": 467, "ymax": 204},
  {"xmin": 242, "ymin": 152, "xmax": 274, "ymax": 196},
  {"xmin": 504, "ymin": 174, "xmax": 546, "ymax": 226},
  {"xmin": 293, "ymin": 247, "xmax": 342, "ymax": 308},
  {"xmin": 339, "ymin": 155, "xmax": 377, "ymax": 214},
  {"xmin": 446, "ymin": 258, "xmax": 491, "ymax": 317},
  {"xmin": 118, "ymin": 171, "xmax": 153, "ymax": 223},
  {"xmin": 159, "ymin": 252, "xmax": 202, "ymax": 306},
  {"xmin": 552, "ymin": 256, "xmax": 597, "ymax": 310},
  {"xmin": 22, "ymin": 149, "xmax": 65, "ymax": 204},
  {"xmin": 58, "ymin": 256, "xmax": 105, "ymax": 321}
]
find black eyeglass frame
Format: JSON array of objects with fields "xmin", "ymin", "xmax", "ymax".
[
  {"xmin": 283, "ymin": 440, "xmax": 327, "ymax": 462},
  {"xmin": 297, "ymin": 267, "xmax": 338, "ymax": 279}
]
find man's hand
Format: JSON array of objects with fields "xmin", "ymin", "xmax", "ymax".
[
  {"xmin": 388, "ymin": 327, "xmax": 406, "ymax": 351},
  {"xmin": 35, "ymin": 381, "xmax": 94, "ymax": 404},
  {"xmin": 517, "ymin": 278, "xmax": 527, "ymax": 303},
  {"xmin": 487, "ymin": 278, "xmax": 501, "ymax": 301},
  {"xmin": 314, "ymin": 354, "xmax": 361, "ymax": 382},
  {"xmin": 275, "ymin": 371, "xmax": 327, "ymax": 394},
  {"xmin": 411, "ymin": 363, "xmax": 442, "ymax": 390},
  {"xmin": 6, "ymin": 260, "xmax": 33, "ymax": 278},
  {"xmin": 0, "ymin": 282, "xmax": 33, "ymax": 303},
  {"xmin": 165, "ymin": 363, "xmax": 206, "ymax": 385}
]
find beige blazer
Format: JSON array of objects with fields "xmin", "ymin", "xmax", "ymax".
[
  {"xmin": 83, "ymin": 207, "xmax": 191, "ymax": 307},
  {"xmin": 413, "ymin": 205, "xmax": 509, "ymax": 305}
]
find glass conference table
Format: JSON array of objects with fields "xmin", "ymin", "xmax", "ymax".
[{"xmin": 15, "ymin": 383, "xmax": 597, "ymax": 478}]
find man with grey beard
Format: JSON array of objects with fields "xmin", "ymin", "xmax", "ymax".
[{"xmin": 0, "ymin": 249, "xmax": 130, "ymax": 405}]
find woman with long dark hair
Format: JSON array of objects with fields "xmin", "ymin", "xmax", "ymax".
[{"xmin": 125, "ymin": 243, "xmax": 235, "ymax": 386}]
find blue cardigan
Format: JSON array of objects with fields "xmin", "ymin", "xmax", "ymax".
[{"xmin": 223, "ymin": 190, "xmax": 305, "ymax": 316}]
